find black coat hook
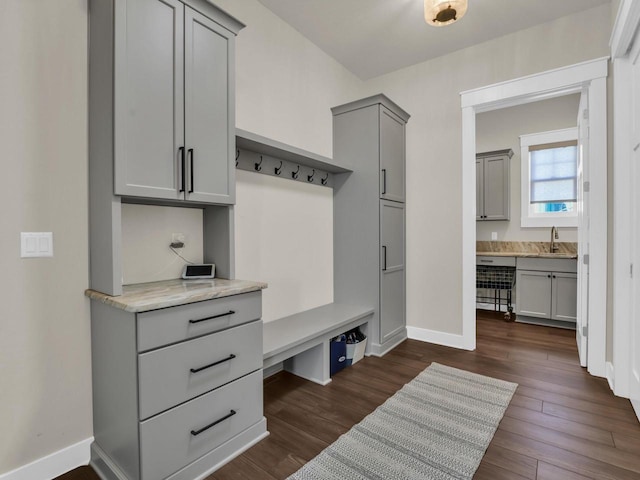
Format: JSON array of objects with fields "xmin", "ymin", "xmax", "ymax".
[
  {"xmin": 321, "ymin": 173, "xmax": 329, "ymax": 185},
  {"xmin": 275, "ymin": 161, "xmax": 283, "ymax": 176},
  {"xmin": 235, "ymin": 149, "xmax": 240, "ymax": 167},
  {"xmin": 292, "ymin": 165, "xmax": 300, "ymax": 180},
  {"xmin": 254, "ymin": 155, "xmax": 263, "ymax": 172},
  {"xmin": 307, "ymin": 169, "xmax": 316, "ymax": 182}
]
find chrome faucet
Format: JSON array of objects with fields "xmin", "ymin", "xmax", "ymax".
[{"xmin": 550, "ymin": 226, "xmax": 559, "ymax": 253}]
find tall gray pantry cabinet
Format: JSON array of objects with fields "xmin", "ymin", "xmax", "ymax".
[{"xmin": 332, "ymin": 95, "xmax": 410, "ymax": 356}]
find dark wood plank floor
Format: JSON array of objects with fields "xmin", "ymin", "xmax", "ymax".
[{"xmin": 59, "ymin": 311, "xmax": 640, "ymax": 480}]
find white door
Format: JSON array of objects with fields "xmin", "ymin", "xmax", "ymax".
[
  {"xmin": 576, "ymin": 90, "xmax": 589, "ymax": 367},
  {"xmin": 630, "ymin": 41, "xmax": 640, "ymax": 420}
]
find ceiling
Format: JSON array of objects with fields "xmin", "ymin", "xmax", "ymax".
[{"xmin": 257, "ymin": 0, "xmax": 612, "ymax": 80}]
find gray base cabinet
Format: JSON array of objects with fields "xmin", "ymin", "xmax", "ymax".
[
  {"xmin": 90, "ymin": 292, "xmax": 267, "ymax": 480},
  {"xmin": 476, "ymin": 149, "xmax": 513, "ymax": 221},
  {"xmin": 332, "ymin": 95, "xmax": 410, "ymax": 356},
  {"xmin": 515, "ymin": 258, "xmax": 577, "ymax": 324}
]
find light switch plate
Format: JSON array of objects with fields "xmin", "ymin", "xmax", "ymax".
[
  {"xmin": 21, "ymin": 232, "xmax": 53, "ymax": 258},
  {"xmin": 491, "ymin": 232, "xmax": 498, "ymax": 241}
]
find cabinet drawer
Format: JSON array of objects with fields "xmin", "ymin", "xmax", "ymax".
[
  {"xmin": 137, "ymin": 291, "xmax": 262, "ymax": 351},
  {"xmin": 138, "ymin": 320, "xmax": 262, "ymax": 420},
  {"xmin": 476, "ymin": 256, "xmax": 515, "ymax": 267},
  {"xmin": 139, "ymin": 370, "xmax": 263, "ymax": 480}
]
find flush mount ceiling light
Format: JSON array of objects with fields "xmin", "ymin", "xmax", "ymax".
[{"xmin": 424, "ymin": 0, "xmax": 468, "ymax": 27}]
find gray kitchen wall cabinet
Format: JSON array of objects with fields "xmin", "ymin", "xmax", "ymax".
[
  {"xmin": 332, "ymin": 94, "xmax": 410, "ymax": 356},
  {"xmin": 105, "ymin": 0, "xmax": 241, "ymax": 204},
  {"xmin": 476, "ymin": 149, "xmax": 513, "ymax": 221},
  {"xmin": 515, "ymin": 257, "xmax": 577, "ymax": 324}
]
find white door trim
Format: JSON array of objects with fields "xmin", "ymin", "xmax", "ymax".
[
  {"xmin": 611, "ymin": 0, "xmax": 640, "ymax": 401},
  {"xmin": 460, "ymin": 57, "xmax": 609, "ymax": 378}
]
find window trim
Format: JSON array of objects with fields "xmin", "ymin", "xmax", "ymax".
[{"xmin": 520, "ymin": 127, "xmax": 579, "ymax": 228}]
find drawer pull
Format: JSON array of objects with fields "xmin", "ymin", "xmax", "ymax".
[
  {"xmin": 480, "ymin": 259, "xmax": 493, "ymax": 263},
  {"xmin": 191, "ymin": 410, "xmax": 237, "ymax": 436},
  {"xmin": 190, "ymin": 354, "xmax": 236, "ymax": 374},
  {"xmin": 189, "ymin": 310, "xmax": 236, "ymax": 324}
]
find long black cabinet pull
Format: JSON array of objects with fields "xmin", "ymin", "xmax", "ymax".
[
  {"xmin": 188, "ymin": 310, "xmax": 235, "ymax": 324},
  {"xmin": 190, "ymin": 410, "xmax": 236, "ymax": 436},
  {"xmin": 179, "ymin": 147, "xmax": 186, "ymax": 193},
  {"xmin": 190, "ymin": 354, "xmax": 236, "ymax": 374},
  {"xmin": 381, "ymin": 169, "xmax": 387, "ymax": 195},
  {"xmin": 382, "ymin": 245, "xmax": 387, "ymax": 271},
  {"xmin": 188, "ymin": 148, "xmax": 194, "ymax": 193}
]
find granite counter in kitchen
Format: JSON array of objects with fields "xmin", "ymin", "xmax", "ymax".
[
  {"xmin": 85, "ymin": 278, "xmax": 268, "ymax": 313},
  {"xmin": 476, "ymin": 241, "xmax": 578, "ymax": 259}
]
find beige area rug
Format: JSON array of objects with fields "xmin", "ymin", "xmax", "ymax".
[{"xmin": 287, "ymin": 362, "xmax": 517, "ymax": 480}]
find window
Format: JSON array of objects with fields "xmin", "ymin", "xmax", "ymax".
[{"xmin": 520, "ymin": 128, "xmax": 579, "ymax": 228}]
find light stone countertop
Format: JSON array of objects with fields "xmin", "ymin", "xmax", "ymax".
[
  {"xmin": 476, "ymin": 241, "xmax": 578, "ymax": 259},
  {"xmin": 476, "ymin": 251, "xmax": 578, "ymax": 259},
  {"xmin": 85, "ymin": 278, "xmax": 268, "ymax": 313}
]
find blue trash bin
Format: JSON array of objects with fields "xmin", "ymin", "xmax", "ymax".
[{"xmin": 330, "ymin": 334, "xmax": 347, "ymax": 376}]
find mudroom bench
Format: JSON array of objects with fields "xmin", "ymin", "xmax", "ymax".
[{"xmin": 263, "ymin": 303, "xmax": 374, "ymax": 385}]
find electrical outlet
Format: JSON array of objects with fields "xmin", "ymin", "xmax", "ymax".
[
  {"xmin": 491, "ymin": 232, "xmax": 498, "ymax": 241},
  {"xmin": 170, "ymin": 233, "xmax": 185, "ymax": 249},
  {"xmin": 172, "ymin": 233, "xmax": 185, "ymax": 244}
]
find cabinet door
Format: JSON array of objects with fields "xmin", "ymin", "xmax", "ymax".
[
  {"xmin": 380, "ymin": 201, "xmax": 405, "ymax": 343},
  {"xmin": 184, "ymin": 7, "xmax": 235, "ymax": 204},
  {"xmin": 114, "ymin": 0, "xmax": 184, "ymax": 200},
  {"xmin": 515, "ymin": 270, "xmax": 551, "ymax": 318},
  {"xmin": 552, "ymin": 272, "xmax": 577, "ymax": 322},
  {"xmin": 379, "ymin": 107, "xmax": 405, "ymax": 203},
  {"xmin": 483, "ymin": 155, "xmax": 510, "ymax": 220},
  {"xmin": 476, "ymin": 158, "xmax": 484, "ymax": 220}
]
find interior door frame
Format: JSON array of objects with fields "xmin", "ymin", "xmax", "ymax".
[
  {"xmin": 460, "ymin": 57, "xmax": 609, "ymax": 378},
  {"xmin": 611, "ymin": 0, "xmax": 640, "ymax": 400}
]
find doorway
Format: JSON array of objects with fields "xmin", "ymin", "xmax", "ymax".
[
  {"xmin": 460, "ymin": 57, "xmax": 608, "ymax": 378},
  {"xmin": 474, "ymin": 94, "xmax": 583, "ymax": 345}
]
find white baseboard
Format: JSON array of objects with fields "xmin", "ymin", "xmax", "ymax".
[
  {"xmin": 606, "ymin": 361, "xmax": 615, "ymax": 392},
  {"xmin": 407, "ymin": 326, "xmax": 474, "ymax": 351},
  {"xmin": 0, "ymin": 437, "xmax": 93, "ymax": 480}
]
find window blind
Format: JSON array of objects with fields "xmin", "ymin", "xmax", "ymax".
[{"xmin": 529, "ymin": 142, "xmax": 577, "ymax": 204}]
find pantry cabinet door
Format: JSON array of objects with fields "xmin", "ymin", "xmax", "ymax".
[
  {"xmin": 379, "ymin": 107, "xmax": 405, "ymax": 203},
  {"xmin": 380, "ymin": 201, "xmax": 405, "ymax": 343}
]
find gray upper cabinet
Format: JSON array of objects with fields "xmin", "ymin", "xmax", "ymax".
[
  {"xmin": 114, "ymin": 0, "xmax": 185, "ymax": 200},
  {"xmin": 380, "ymin": 107, "xmax": 406, "ymax": 203},
  {"xmin": 184, "ymin": 8, "xmax": 235, "ymax": 203},
  {"xmin": 476, "ymin": 149, "xmax": 512, "ymax": 221},
  {"xmin": 112, "ymin": 0, "xmax": 241, "ymax": 204},
  {"xmin": 332, "ymin": 94, "xmax": 410, "ymax": 356}
]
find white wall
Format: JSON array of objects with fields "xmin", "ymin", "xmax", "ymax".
[
  {"xmin": 361, "ymin": 4, "xmax": 612, "ymax": 335},
  {"xmin": 214, "ymin": 0, "xmax": 363, "ymax": 158},
  {"xmin": 0, "ymin": 0, "xmax": 92, "ymax": 475},
  {"xmin": 121, "ymin": 204, "xmax": 204, "ymax": 284},
  {"xmin": 476, "ymin": 94, "xmax": 581, "ymax": 243},
  {"xmin": 235, "ymin": 170, "xmax": 333, "ymax": 322},
  {"xmin": 210, "ymin": 0, "xmax": 362, "ymax": 321}
]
